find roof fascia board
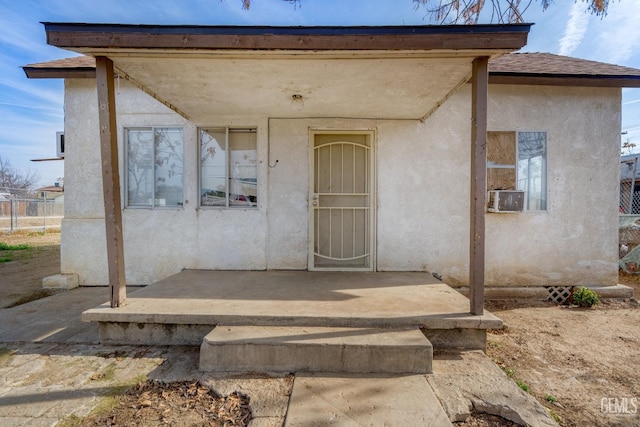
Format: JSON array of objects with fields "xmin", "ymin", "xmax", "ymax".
[
  {"xmin": 23, "ymin": 66, "xmax": 95, "ymax": 79},
  {"xmin": 42, "ymin": 22, "xmax": 533, "ymax": 35},
  {"xmin": 489, "ymin": 73, "xmax": 640, "ymax": 88},
  {"xmin": 43, "ymin": 22, "xmax": 531, "ymax": 51}
]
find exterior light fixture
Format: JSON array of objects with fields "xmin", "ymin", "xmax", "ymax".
[{"xmin": 291, "ymin": 94, "xmax": 304, "ymax": 111}]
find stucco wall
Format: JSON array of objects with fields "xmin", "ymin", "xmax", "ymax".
[
  {"xmin": 62, "ymin": 78, "xmax": 620, "ymax": 287},
  {"xmin": 484, "ymin": 85, "xmax": 621, "ymax": 287},
  {"xmin": 63, "ymin": 79, "xmax": 268, "ymax": 285},
  {"xmin": 62, "ymin": 79, "xmax": 107, "ymax": 283}
]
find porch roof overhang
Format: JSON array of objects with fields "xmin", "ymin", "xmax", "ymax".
[{"xmin": 40, "ymin": 23, "xmax": 531, "ymax": 121}]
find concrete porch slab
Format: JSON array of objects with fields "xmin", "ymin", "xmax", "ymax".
[{"xmin": 82, "ymin": 270, "xmax": 502, "ymax": 347}]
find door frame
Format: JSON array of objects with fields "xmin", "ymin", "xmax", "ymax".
[{"xmin": 308, "ymin": 129, "xmax": 377, "ymax": 271}]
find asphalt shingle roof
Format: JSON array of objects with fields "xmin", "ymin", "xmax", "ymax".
[
  {"xmin": 27, "ymin": 55, "xmax": 96, "ymax": 68},
  {"xmin": 489, "ymin": 52, "xmax": 640, "ymax": 78}
]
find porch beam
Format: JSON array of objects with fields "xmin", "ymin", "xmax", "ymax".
[
  {"xmin": 469, "ymin": 56, "xmax": 489, "ymax": 316},
  {"xmin": 114, "ymin": 66, "xmax": 189, "ymax": 120},
  {"xmin": 95, "ymin": 56, "xmax": 127, "ymax": 308}
]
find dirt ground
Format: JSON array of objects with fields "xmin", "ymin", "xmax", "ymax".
[
  {"xmin": 1, "ymin": 231, "xmax": 638, "ymax": 426},
  {"xmin": 485, "ymin": 286, "xmax": 640, "ymax": 426},
  {"xmin": 0, "ymin": 230, "xmax": 62, "ymax": 308}
]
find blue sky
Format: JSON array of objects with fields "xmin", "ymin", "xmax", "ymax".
[{"xmin": 1, "ymin": 0, "xmax": 639, "ymax": 187}]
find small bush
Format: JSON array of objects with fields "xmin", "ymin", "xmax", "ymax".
[
  {"xmin": 500, "ymin": 366, "xmax": 516, "ymax": 377},
  {"xmin": 516, "ymin": 380, "xmax": 530, "ymax": 393},
  {"xmin": 549, "ymin": 410, "xmax": 562, "ymax": 423},
  {"xmin": 572, "ymin": 287, "xmax": 600, "ymax": 307},
  {"xmin": 545, "ymin": 394, "xmax": 557, "ymax": 403}
]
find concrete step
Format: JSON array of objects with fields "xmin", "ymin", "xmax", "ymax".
[{"xmin": 199, "ymin": 326, "xmax": 433, "ymax": 374}]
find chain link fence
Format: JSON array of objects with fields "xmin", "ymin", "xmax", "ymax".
[
  {"xmin": 620, "ymin": 157, "xmax": 640, "ymax": 214},
  {"xmin": 620, "ymin": 157, "xmax": 640, "ymax": 258},
  {"xmin": 0, "ymin": 197, "xmax": 63, "ymax": 232}
]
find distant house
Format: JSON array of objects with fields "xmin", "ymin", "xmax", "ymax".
[
  {"xmin": 23, "ymin": 23, "xmax": 640, "ymax": 302},
  {"xmin": 35, "ymin": 182, "xmax": 64, "ymax": 200}
]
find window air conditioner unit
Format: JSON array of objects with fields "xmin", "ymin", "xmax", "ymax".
[
  {"xmin": 56, "ymin": 131, "xmax": 65, "ymax": 158},
  {"xmin": 488, "ymin": 190, "xmax": 525, "ymax": 213}
]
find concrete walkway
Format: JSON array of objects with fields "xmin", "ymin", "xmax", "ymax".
[
  {"xmin": 285, "ymin": 373, "xmax": 451, "ymax": 426},
  {"xmin": 0, "ymin": 287, "xmax": 558, "ymax": 426}
]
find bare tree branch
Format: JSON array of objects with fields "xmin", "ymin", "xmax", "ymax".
[
  {"xmin": 0, "ymin": 157, "xmax": 40, "ymax": 196},
  {"xmin": 236, "ymin": 0, "xmax": 611, "ymax": 24},
  {"xmin": 414, "ymin": 0, "xmax": 610, "ymax": 23}
]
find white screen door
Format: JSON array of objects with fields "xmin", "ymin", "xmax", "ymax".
[{"xmin": 310, "ymin": 132, "xmax": 374, "ymax": 270}]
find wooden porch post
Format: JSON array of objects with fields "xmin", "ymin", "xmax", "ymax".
[
  {"xmin": 95, "ymin": 56, "xmax": 126, "ymax": 308},
  {"xmin": 469, "ymin": 56, "xmax": 489, "ymax": 315}
]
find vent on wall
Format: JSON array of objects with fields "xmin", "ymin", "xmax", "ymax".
[
  {"xmin": 56, "ymin": 131, "xmax": 65, "ymax": 158},
  {"xmin": 488, "ymin": 190, "xmax": 524, "ymax": 213}
]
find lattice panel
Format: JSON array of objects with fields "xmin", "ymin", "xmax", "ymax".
[{"xmin": 547, "ymin": 286, "xmax": 572, "ymax": 304}]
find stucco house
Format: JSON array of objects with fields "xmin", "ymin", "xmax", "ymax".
[
  {"xmin": 35, "ymin": 183, "xmax": 64, "ymax": 200},
  {"xmin": 23, "ymin": 24, "xmax": 639, "ymax": 351}
]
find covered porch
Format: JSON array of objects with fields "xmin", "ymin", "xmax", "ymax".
[
  {"xmin": 42, "ymin": 23, "xmax": 532, "ymax": 317},
  {"xmin": 82, "ymin": 270, "xmax": 501, "ymax": 351}
]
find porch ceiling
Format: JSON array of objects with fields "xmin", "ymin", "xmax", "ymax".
[
  {"xmin": 43, "ymin": 23, "xmax": 531, "ymax": 121},
  {"xmin": 110, "ymin": 53, "xmax": 476, "ymax": 121}
]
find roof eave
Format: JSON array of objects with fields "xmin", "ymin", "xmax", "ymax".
[
  {"xmin": 489, "ymin": 73, "xmax": 640, "ymax": 88},
  {"xmin": 23, "ymin": 66, "xmax": 96, "ymax": 79},
  {"xmin": 43, "ymin": 22, "xmax": 531, "ymax": 52}
]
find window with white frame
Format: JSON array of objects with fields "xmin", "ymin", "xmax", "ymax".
[
  {"xmin": 517, "ymin": 132, "xmax": 547, "ymax": 211},
  {"xmin": 200, "ymin": 127, "xmax": 258, "ymax": 208},
  {"xmin": 126, "ymin": 127, "xmax": 184, "ymax": 208},
  {"xmin": 487, "ymin": 130, "xmax": 547, "ymax": 211}
]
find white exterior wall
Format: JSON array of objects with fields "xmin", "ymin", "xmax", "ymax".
[
  {"xmin": 62, "ymin": 79, "xmax": 108, "ymax": 284},
  {"xmin": 62, "ymin": 78, "xmax": 620, "ymax": 287},
  {"xmin": 63, "ymin": 79, "xmax": 268, "ymax": 285},
  {"xmin": 484, "ymin": 85, "xmax": 621, "ymax": 287}
]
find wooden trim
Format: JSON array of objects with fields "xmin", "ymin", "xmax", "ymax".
[
  {"xmin": 44, "ymin": 23, "xmax": 530, "ymax": 51},
  {"xmin": 95, "ymin": 56, "xmax": 127, "ymax": 308},
  {"xmin": 43, "ymin": 23, "xmax": 533, "ymax": 35},
  {"xmin": 470, "ymin": 57, "xmax": 489, "ymax": 316},
  {"xmin": 47, "ymin": 32, "xmax": 529, "ymax": 51},
  {"xmin": 489, "ymin": 74, "xmax": 640, "ymax": 88},
  {"xmin": 23, "ymin": 67, "xmax": 96, "ymax": 79}
]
